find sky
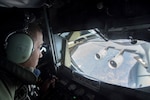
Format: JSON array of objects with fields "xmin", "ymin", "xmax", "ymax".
[{"xmin": 71, "ymin": 38, "xmax": 143, "ymax": 88}]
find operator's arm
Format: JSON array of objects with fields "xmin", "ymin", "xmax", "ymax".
[{"xmin": 0, "ymin": 78, "xmax": 16, "ymax": 100}]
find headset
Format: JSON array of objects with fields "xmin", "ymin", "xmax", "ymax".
[{"xmin": 4, "ymin": 30, "xmax": 34, "ymax": 64}]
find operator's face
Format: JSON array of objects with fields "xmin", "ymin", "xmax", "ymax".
[{"xmin": 20, "ymin": 31, "xmax": 44, "ymax": 72}]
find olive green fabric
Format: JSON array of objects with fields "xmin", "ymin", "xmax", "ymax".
[
  {"xmin": 0, "ymin": 57, "xmax": 38, "ymax": 100},
  {"xmin": 0, "ymin": 75, "xmax": 18, "ymax": 100},
  {"xmin": 0, "ymin": 58, "xmax": 38, "ymax": 84}
]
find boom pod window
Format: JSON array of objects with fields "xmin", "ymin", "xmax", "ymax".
[{"xmin": 53, "ymin": 28, "xmax": 150, "ymax": 93}]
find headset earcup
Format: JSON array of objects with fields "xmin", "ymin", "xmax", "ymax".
[{"xmin": 6, "ymin": 34, "xmax": 33, "ymax": 63}]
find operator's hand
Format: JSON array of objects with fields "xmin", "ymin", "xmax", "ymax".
[{"xmin": 40, "ymin": 75, "xmax": 58, "ymax": 93}]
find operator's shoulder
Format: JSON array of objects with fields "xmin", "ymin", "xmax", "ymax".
[
  {"xmin": 0, "ymin": 78, "xmax": 16, "ymax": 100},
  {"xmin": 0, "ymin": 70, "xmax": 20, "ymax": 89}
]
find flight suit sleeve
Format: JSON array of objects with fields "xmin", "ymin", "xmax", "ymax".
[{"xmin": 0, "ymin": 79, "xmax": 16, "ymax": 100}]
